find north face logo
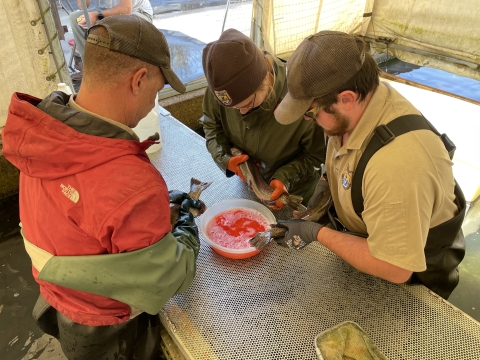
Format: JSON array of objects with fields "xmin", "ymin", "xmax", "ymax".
[{"xmin": 60, "ymin": 184, "xmax": 80, "ymax": 203}]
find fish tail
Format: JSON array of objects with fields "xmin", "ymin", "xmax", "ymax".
[
  {"xmin": 190, "ymin": 177, "xmax": 212, "ymax": 193},
  {"xmin": 188, "ymin": 178, "xmax": 211, "ymax": 217},
  {"xmin": 189, "ymin": 178, "xmax": 212, "ymax": 202}
]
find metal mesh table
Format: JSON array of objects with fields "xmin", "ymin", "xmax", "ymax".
[{"xmin": 148, "ymin": 109, "xmax": 480, "ymax": 360}]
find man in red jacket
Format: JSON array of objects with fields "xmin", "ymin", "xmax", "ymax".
[{"xmin": 3, "ymin": 15, "xmax": 199, "ymax": 360}]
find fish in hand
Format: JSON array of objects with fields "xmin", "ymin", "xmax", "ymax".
[
  {"xmin": 249, "ymin": 186, "xmax": 333, "ymax": 250},
  {"xmin": 230, "ymin": 148, "xmax": 305, "ymax": 211},
  {"xmin": 170, "ymin": 178, "xmax": 212, "ymax": 226},
  {"xmin": 292, "ymin": 186, "xmax": 333, "ymax": 222}
]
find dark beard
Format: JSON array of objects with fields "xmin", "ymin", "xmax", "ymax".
[{"xmin": 323, "ymin": 109, "xmax": 350, "ymax": 137}]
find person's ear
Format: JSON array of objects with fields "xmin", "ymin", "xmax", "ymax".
[
  {"xmin": 131, "ymin": 68, "xmax": 148, "ymax": 96},
  {"xmin": 337, "ymin": 90, "xmax": 357, "ymax": 111},
  {"xmin": 263, "ymin": 71, "xmax": 270, "ymax": 84}
]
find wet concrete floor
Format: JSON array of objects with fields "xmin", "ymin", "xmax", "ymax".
[
  {"xmin": 0, "ymin": 195, "xmax": 43, "ymax": 360},
  {"xmin": 448, "ymin": 200, "xmax": 480, "ymax": 319}
]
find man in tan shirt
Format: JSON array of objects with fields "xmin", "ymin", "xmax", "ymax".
[{"xmin": 272, "ymin": 31, "xmax": 465, "ymax": 299}]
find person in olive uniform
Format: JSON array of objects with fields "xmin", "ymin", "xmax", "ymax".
[{"xmin": 201, "ymin": 28, "xmax": 325, "ymax": 210}]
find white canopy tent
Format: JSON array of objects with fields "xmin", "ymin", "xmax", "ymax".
[
  {"xmin": 255, "ymin": 0, "xmax": 373, "ymax": 59},
  {"xmin": 255, "ymin": 0, "xmax": 480, "ymax": 80}
]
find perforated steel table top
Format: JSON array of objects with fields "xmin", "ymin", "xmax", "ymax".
[{"xmin": 148, "ymin": 110, "xmax": 480, "ymax": 360}]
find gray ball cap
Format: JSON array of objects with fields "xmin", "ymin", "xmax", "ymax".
[
  {"xmin": 87, "ymin": 14, "xmax": 186, "ymax": 94},
  {"xmin": 275, "ymin": 31, "xmax": 365, "ymax": 125}
]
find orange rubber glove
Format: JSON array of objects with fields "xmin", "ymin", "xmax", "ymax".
[
  {"xmin": 269, "ymin": 179, "xmax": 288, "ymax": 210},
  {"xmin": 227, "ymin": 154, "xmax": 249, "ymax": 182}
]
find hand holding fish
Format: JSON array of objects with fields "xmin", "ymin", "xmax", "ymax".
[
  {"xmin": 169, "ymin": 191, "xmax": 202, "ymax": 211},
  {"xmin": 249, "ymin": 186, "xmax": 332, "ymax": 250},
  {"xmin": 274, "ymin": 219, "xmax": 323, "ymax": 250},
  {"xmin": 169, "ymin": 178, "xmax": 212, "ymax": 227},
  {"xmin": 169, "ymin": 191, "xmax": 202, "ymax": 227},
  {"xmin": 269, "ymin": 179, "xmax": 288, "ymax": 210},
  {"xmin": 229, "ymin": 148, "xmax": 305, "ymax": 211},
  {"xmin": 227, "ymin": 154, "xmax": 249, "ymax": 182}
]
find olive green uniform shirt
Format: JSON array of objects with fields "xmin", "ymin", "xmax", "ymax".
[
  {"xmin": 326, "ymin": 82, "xmax": 458, "ymax": 272},
  {"xmin": 202, "ymin": 55, "xmax": 325, "ymax": 202}
]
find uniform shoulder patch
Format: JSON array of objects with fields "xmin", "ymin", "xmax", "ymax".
[{"xmin": 214, "ymin": 90, "xmax": 232, "ymax": 106}]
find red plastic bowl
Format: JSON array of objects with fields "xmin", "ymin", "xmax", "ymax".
[{"xmin": 200, "ymin": 199, "xmax": 276, "ymax": 259}]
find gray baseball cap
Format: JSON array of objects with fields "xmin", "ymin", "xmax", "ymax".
[
  {"xmin": 275, "ymin": 31, "xmax": 365, "ymax": 125},
  {"xmin": 87, "ymin": 14, "xmax": 186, "ymax": 94}
]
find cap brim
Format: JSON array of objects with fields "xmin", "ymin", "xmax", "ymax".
[
  {"xmin": 274, "ymin": 92, "xmax": 313, "ymax": 125},
  {"xmin": 161, "ymin": 67, "xmax": 186, "ymax": 94}
]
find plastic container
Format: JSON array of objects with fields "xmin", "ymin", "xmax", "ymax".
[
  {"xmin": 57, "ymin": 83, "xmax": 73, "ymax": 95},
  {"xmin": 315, "ymin": 321, "xmax": 389, "ymax": 360},
  {"xmin": 200, "ymin": 199, "xmax": 276, "ymax": 259},
  {"xmin": 133, "ymin": 96, "xmax": 162, "ymax": 154}
]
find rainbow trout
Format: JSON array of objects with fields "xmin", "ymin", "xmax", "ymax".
[
  {"xmin": 170, "ymin": 178, "xmax": 212, "ymax": 226},
  {"xmin": 249, "ymin": 186, "xmax": 333, "ymax": 250},
  {"xmin": 230, "ymin": 148, "xmax": 305, "ymax": 211}
]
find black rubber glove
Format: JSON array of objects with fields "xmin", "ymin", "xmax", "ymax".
[
  {"xmin": 307, "ymin": 179, "xmax": 329, "ymax": 210},
  {"xmin": 168, "ymin": 191, "xmax": 202, "ymax": 256},
  {"xmin": 169, "ymin": 190, "xmax": 202, "ymax": 212},
  {"xmin": 275, "ymin": 219, "xmax": 322, "ymax": 250}
]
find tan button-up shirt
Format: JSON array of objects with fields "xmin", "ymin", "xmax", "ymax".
[{"xmin": 326, "ymin": 82, "xmax": 457, "ymax": 272}]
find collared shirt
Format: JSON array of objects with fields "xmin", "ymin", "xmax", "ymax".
[
  {"xmin": 69, "ymin": 95, "xmax": 139, "ymax": 140},
  {"xmin": 326, "ymin": 82, "xmax": 458, "ymax": 272}
]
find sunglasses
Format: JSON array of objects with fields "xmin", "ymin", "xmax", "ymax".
[{"xmin": 304, "ymin": 104, "xmax": 324, "ymax": 120}]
